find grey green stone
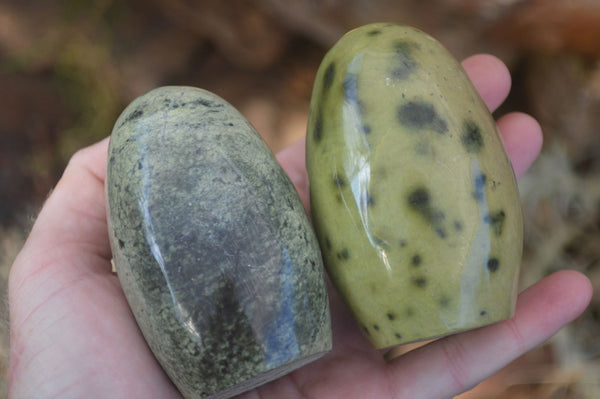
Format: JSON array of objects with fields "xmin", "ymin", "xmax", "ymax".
[
  {"xmin": 106, "ymin": 86, "xmax": 331, "ymax": 399},
  {"xmin": 306, "ymin": 23, "xmax": 523, "ymax": 349}
]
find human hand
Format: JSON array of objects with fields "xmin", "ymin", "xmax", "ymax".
[{"xmin": 9, "ymin": 54, "xmax": 592, "ymax": 399}]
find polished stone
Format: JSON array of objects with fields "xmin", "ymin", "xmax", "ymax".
[
  {"xmin": 106, "ymin": 86, "xmax": 331, "ymax": 398},
  {"xmin": 306, "ymin": 23, "xmax": 523, "ymax": 349}
]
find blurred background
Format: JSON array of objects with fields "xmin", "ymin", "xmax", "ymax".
[{"xmin": 1, "ymin": 0, "xmax": 599, "ymax": 397}]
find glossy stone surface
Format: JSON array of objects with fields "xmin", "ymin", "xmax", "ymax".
[
  {"xmin": 106, "ymin": 86, "xmax": 331, "ymax": 399},
  {"xmin": 306, "ymin": 23, "xmax": 523, "ymax": 349}
]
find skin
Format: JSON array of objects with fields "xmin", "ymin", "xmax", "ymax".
[{"xmin": 8, "ymin": 54, "xmax": 592, "ymax": 399}]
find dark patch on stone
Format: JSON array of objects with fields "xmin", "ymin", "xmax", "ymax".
[
  {"xmin": 386, "ymin": 312, "xmax": 396, "ymax": 321},
  {"xmin": 407, "ymin": 187, "xmax": 447, "ymax": 238},
  {"xmin": 453, "ymin": 220, "xmax": 463, "ymax": 231},
  {"xmin": 391, "ymin": 41, "xmax": 419, "ymax": 80},
  {"xmin": 461, "ymin": 120, "xmax": 484, "ymax": 153},
  {"xmin": 473, "ymin": 173, "xmax": 487, "ymax": 201},
  {"xmin": 411, "ymin": 254, "xmax": 422, "ymax": 266},
  {"xmin": 198, "ymin": 276, "xmax": 263, "ymax": 382},
  {"xmin": 487, "ymin": 257, "xmax": 500, "ymax": 272},
  {"xmin": 337, "ymin": 248, "xmax": 350, "ymax": 260},
  {"xmin": 407, "ymin": 187, "xmax": 430, "ymax": 210},
  {"xmin": 406, "ymin": 307, "xmax": 415, "ymax": 317},
  {"xmin": 333, "ymin": 172, "xmax": 346, "ymax": 188},
  {"xmin": 313, "ymin": 112, "xmax": 323, "ymax": 142},
  {"xmin": 439, "ymin": 296, "xmax": 450, "ymax": 307},
  {"xmin": 397, "ymin": 101, "xmax": 448, "ymax": 134},
  {"xmin": 191, "ymin": 98, "xmax": 223, "ymax": 108},
  {"xmin": 484, "ymin": 210, "xmax": 506, "ymax": 236},
  {"xmin": 118, "ymin": 239, "xmax": 125, "ymax": 249},
  {"xmin": 435, "ymin": 227, "xmax": 447, "ymax": 239},
  {"xmin": 343, "ymin": 75, "xmax": 359, "ymax": 104},
  {"xmin": 480, "ymin": 310, "xmax": 487, "ymax": 316},
  {"xmin": 373, "ymin": 324, "xmax": 380, "ymax": 331},
  {"xmin": 362, "ymin": 124, "xmax": 372, "ymax": 134},
  {"xmin": 366, "ymin": 192, "xmax": 375, "ymax": 207},
  {"xmin": 399, "ymin": 239, "xmax": 407, "ymax": 247},
  {"xmin": 120, "ymin": 107, "xmax": 144, "ymax": 127},
  {"xmin": 395, "ymin": 332, "xmax": 403, "ymax": 339},
  {"xmin": 362, "ymin": 325, "xmax": 370, "ymax": 335},
  {"xmin": 367, "ymin": 29, "xmax": 382, "ymax": 36},
  {"xmin": 413, "ymin": 276, "xmax": 427, "ymax": 288},
  {"xmin": 323, "ymin": 63, "xmax": 335, "ymax": 91},
  {"xmin": 325, "ymin": 237, "xmax": 332, "ymax": 251}
]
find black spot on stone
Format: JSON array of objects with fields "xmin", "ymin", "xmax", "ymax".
[
  {"xmin": 407, "ymin": 187, "xmax": 430, "ymax": 210},
  {"xmin": 333, "ymin": 172, "xmax": 346, "ymax": 188},
  {"xmin": 373, "ymin": 324, "xmax": 380, "ymax": 331},
  {"xmin": 395, "ymin": 332, "xmax": 403, "ymax": 339},
  {"xmin": 397, "ymin": 101, "xmax": 448, "ymax": 134},
  {"xmin": 484, "ymin": 210, "xmax": 506, "ymax": 236},
  {"xmin": 191, "ymin": 98, "xmax": 222, "ymax": 108},
  {"xmin": 399, "ymin": 239, "xmax": 407, "ymax": 247},
  {"xmin": 362, "ymin": 124, "xmax": 372, "ymax": 134},
  {"xmin": 406, "ymin": 307, "xmax": 415, "ymax": 317},
  {"xmin": 487, "ymin": 258, "xmax": 500, "ymax": 272},
  {"xmin": 386, "ymin": 312, "xmax": 396, "ymax": 321},
  {"xmin": 337, "ymin": 248, "xmax": 350, "ymax": 260},
  {"xmin": 435, "ymin": 227, "xmax": 447, "ymax": 239},
  {"xmin": 391, "ymin": 41, "xmax": 419, "ymax": 80},
  {"xmin": 362, "ymin": 325, "xmax": 370, "ymax": 335},
  {"xmin": 453, "ymin": 220, "xmax": 463, "ymax": 231},
  {"xmin": 118, "ymin": 239, "xmax": 125, "ymax": 249},
  {"xmin": 473, "ymin": 173, "xmax": 487, "ymax": 201},
  {"xmin": 480, "ymin": 310, "xmax": 487, "ymax": 316},
  {"xmin": 313, "ymin": 112, "xmax": 323, "ymax": 142},
  {"xmin": 343, "ymin": 75, "xmax": 359, "ymax": 104},
  {"xmin": 411, "ymin": 254, "xmax": 422, "ymax": 266},
  {"xmin": 413, "ymin": 276, "xmax": 427, "ymax": 288},
  {"xmin": 407, "ymin": 187, "xmax": 448, "ymax": 238},
  {"xmin": 323, "ymin": 62, "xmax": 335, "ymax": 90},
  {"xmin": 367, "ymin": 29, "xmax": 382, "ymax": 36},
  {"xmin": 325, "ymin": 237, "xmax": 332, "ymax": 251},
  {"xmin": 439, "ymin": 296, "xmax": 450, "ymax": 307},
  {"xmin": 461, "ymin": 120, "xmax": 484, "ymax": 153},
  {"xmin": 120, "ymin": 108, "xmax": 144, "ymax": 127},
  {"xmin": 366, "ymin": 192, "xmax": 375, "ymax": 207}
]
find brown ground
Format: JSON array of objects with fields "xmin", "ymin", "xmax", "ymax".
[{"xmin": 1, "ymin": 0, "xmax": 600, "ymax": 397}]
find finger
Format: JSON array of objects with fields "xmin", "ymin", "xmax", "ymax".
[
  {"xmin": 10, "ymin": 137, "xmax": 112, "ymax": 301},
  {"xmin": 497, "ymin": 112, "xmax": 543, "ymax": 178},
  {"xmin": 387, "ymin": 270, "xmax": 592, "ymax": 398},
  {"xmin": 461, "ymin": 54, "xmax": 511, "ymax": 112}
]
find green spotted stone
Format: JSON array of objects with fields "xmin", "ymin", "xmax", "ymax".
[
  {"xmin": 306, "ymin": 23, "xmax": 523, "ymax": 349},
  {"xmin": 106, "ymin": 86, "xmax": 331, "ymax": 399}
]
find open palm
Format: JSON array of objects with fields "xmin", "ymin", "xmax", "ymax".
[{"xmin": 9, "ymin": 55, "xmax": 591, "ymax": 399}]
